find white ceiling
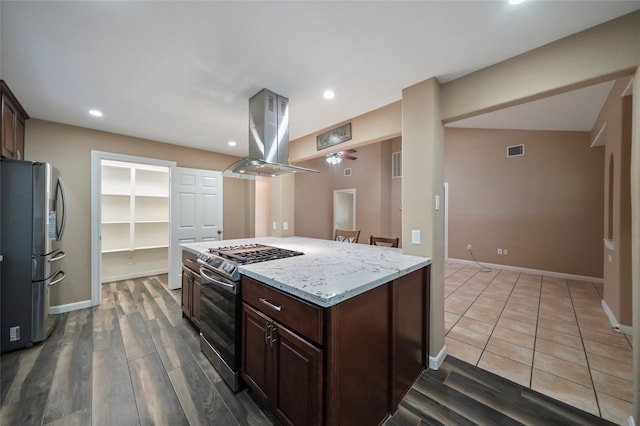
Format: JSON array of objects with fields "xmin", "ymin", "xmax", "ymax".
[{"xmin": 1, "ymin": 1, "xmax": 639, "ymax": 158}]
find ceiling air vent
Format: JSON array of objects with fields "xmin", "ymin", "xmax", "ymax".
[{"xmin": 507, "ymin": 144, "xmax": 525, "ymax": 158}]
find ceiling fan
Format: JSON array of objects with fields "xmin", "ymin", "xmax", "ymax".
[{"xmin": 326, "ymin": 149, "xmax": 357, "ymax": 165}]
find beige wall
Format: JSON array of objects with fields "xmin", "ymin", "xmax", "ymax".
[
  {"xmin": 598, "ymin": 77, "xmax": 634, "ymax": 326},
  {"xmin": 25, "ymin": 119, "xmax": 252, "ymax": 306},
  {"xmin": 270, "ymin": 173, "xmax": 295, "ymax": 237},
  {"xmin": 631, "ymin": 65, "xmax": 640, "ymax": 424},
  {"xmin": 445, "ymin": 128, "xmax": 604, "ymax": 277},
  {"xmin": 295, "ymin": 140, "xmax": 400, "ymax": 244},
  {"xmin": 254, "ymin": 178, "xmax": 271, "ymax": 237}
]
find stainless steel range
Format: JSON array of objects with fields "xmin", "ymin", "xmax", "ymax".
[{"xmin": 197, "ymin": 243, "xmax": 303, "ymax": 392}]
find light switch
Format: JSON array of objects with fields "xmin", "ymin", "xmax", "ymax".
[
  {"xmin": 283, "ymin": 222, "xmax": 289, "ymax": 231},
  {"xmin": 435, "ymin": 195, "xmax": 440, "ymax": 211},
  {"xmin": 411, "ymin": 230, "xmax": 421, "ymax": 244},
  {"xmin": 272, "ymin": 221, "xmax": 277, "ymax": 231}
]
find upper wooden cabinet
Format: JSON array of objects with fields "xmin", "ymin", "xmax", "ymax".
[{"xmin": 1, "ymin": 80, "xmax": 29, "ymax": 160}]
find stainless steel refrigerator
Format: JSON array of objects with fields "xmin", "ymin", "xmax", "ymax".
[{"xmin": 1, "ymin": 158, "xmax": 67, "ymax": 352}]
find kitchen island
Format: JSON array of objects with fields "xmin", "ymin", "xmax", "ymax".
[{"xmin": 182, "ymin": 237, "xmax": 431, "ymax": 426}]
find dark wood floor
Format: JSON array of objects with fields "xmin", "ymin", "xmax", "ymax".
[
  {"xmin": 0, "ymin": 275, "xmax": 275, "ymax": 426},
  {"xmin": 386, "ymin": 356, "xmax": 617, "ymax": 426},
  {"xmin": 1, "ymin": 274, "xmax": 621, "ymax": 426}
]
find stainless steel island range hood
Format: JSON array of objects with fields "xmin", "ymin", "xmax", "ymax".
[{"xmin": 223, "ymin": 89, "xmax": 319, "ymax": 178}]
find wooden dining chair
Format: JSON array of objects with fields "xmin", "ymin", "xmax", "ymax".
[
  {"xmin": 369, "ymin": 235, "xmax": 400, "ymax": 248},
  {"xmin": 334, "ymin": 229, "xmax": 361, "ymax": 243}
]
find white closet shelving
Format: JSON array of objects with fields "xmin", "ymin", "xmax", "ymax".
[{"xmin": 101, "ymin": 160, "xmax": 169, "ymax": 282}]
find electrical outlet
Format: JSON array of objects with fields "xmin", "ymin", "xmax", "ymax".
[
  {"xmin": 467, "ymin": 244, "xmax": 472, "ymax": 250},
  {"xmin": 503, "ymin": 249, "xmax": 509, "ymax": 255},
  {"xmin": 497, "ymin": 248, "xmax": 503, "ymax": 255},
  {"xmin": 272, "ymin": 221, "xmax": 277, "ymax": 231},
  {"xmin": 283, "ymin": 222, "xmax": 289, "ymax": 231}
]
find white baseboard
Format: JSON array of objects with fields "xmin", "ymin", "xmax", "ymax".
[
  {"xmin": 447, "ymin": 258, "xmax": 603, "ymax": 283},
  {"xmin": 49, "ymin": 299, "xmax": 93, "ymax": 314},
  {"xmin": 601, "ymin": 299, "xmax": 633, "ymax": 335},
  {"xmin": 429, "ymin": 344, "xmax": 447, "ymax": 370},
  {"xmin": 101, "ymin": 268, "xmax": 168, "ymax": 283}
]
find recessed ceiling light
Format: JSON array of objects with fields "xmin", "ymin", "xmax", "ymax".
[
  {"xmin": 323, "ymin": 90, "xmax": 335, "ymax": 100},
  {"xmin": 228, "ymin": 141, "xmax": 237, "ymax": 146},
  {"xmin": 509, "ymin": 0, "xmax": 526, "ymax": 4},
  {"xmin": 89, "ymin": 109, "xmax": 103, "ymax": 117}
]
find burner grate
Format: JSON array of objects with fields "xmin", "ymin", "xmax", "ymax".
[{"xmin": 207, "ymin": 244, "xmax": 303, "ymax": 265}]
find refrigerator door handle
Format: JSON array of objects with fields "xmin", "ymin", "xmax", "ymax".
[
  {"xmin": 47, "ymin": 251, "xmax": 66, "ymax": 263},
  {"xmin": 47, "ymin": 270, "xmax": 66, "ymax": 287},
  {"xmin": 56, "ymin": 177, "xmax": 67, "ymax": 241}
]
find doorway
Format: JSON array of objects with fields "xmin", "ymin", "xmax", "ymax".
[
  {"xmin": 100, "ymin": 159, "xmax": 171, "ymax": 284},
  {"xmin": 333, "ymin": 188, "xmax": 356, "ymax": 234},
  {"xmin": 90, "ymin": 151, "xmax": 176, "ymax": 306}
]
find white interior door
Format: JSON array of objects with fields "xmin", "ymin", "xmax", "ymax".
[
  {"xmin": 169, "ymin": 167, "xmax": 223, "ymax": 290},
  {"xmin": 333, "ymin": 189, "xmax": 356, "ymax": 234}
]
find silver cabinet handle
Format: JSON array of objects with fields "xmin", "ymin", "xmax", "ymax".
[
  {"xmin": 259, "ymin": 298, "xmax": 282, "ymax": 312},
  {"xmin": 185, "ymin": 258, "xmax": 196, "ymax": 263},
  {"xmin": 47, "ymin": 271, "xmax": 66, "ymax": 287},
  {"xmin": 56, "ymin": 177, "xmax": 67, "ymax": 241},
  {"xmin": 199, "ymin": 267, "xmax": 238, "ymax": 295},
  {"xmin": 48, "ymin": 251, "xmax": 66, "ymax": 263}
]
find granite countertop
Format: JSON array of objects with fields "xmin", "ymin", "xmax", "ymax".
[{"xmin": 181, "ymin": 236, "xmax": 431, "ymax": 308}]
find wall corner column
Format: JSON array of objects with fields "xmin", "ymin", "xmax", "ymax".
[
  {"xmin": 401, "ymin": 78, "xmax": 446, "ymax": 363},
  {"xmin": 270, "ymin": 173, "xmax": 295, "ymax": 237}
]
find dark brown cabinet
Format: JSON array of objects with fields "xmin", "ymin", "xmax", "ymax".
[
  {"xmin": 241, "ymin": 266, "xmax": 431, "ymax": 426},
  {"xmin": 241, "ymin": 280, "xmax": 323, "ymax": 426},
  {"xmin": 1, "ymin": 81, "xmax": 28, "ymax": 160},
  {"xmin": 181, "ymin": 250, "xmax": 201, "ymax": 328}
]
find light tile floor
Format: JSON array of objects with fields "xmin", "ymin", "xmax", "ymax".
[{"xmin": 444, "ymin": 261, "xmax": 633, "ymax": 425}]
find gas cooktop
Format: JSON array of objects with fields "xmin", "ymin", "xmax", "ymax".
[
  {"xmin": 197, "ymin": 243, "xmax": 304, "ymax": 281},
  {"xmin": 209, "ymin": 243, "xmax": 304, "ymax": 264}
]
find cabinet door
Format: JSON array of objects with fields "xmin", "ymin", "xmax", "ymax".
[
  {"xmin": 14, "ymin": 118, "xmax": 24, "ymax": 160},
  {"xmin": 273, "ymin": 324, "xmax": 323, "ymax": 426},
  {"xmin": 191, "ymin": 279, "xmax": 201, "ymax": 327},
  {"xmin": 1, "ymin": 97, "xmax": 16, "ymax": 158},
  {"xmin": 181, "ymin": 267, "xmax": 191, "ymax": 316},
  {"xmin": 241, "ymin": 303, "xmax": 270, "ymax": 402}
]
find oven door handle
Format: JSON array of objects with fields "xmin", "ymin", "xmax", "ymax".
[{"xmin": 199, "ymin": 267, "xmax": 238, "ymax": 294}]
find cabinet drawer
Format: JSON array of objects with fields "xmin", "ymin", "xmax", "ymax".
[
  {"xmin": 182, "ymin": 249, "xmax": 198, "ymax": 273},
  {"xmin": 242, "ymin": 276, "xmax": 323, "ymax": 345}
]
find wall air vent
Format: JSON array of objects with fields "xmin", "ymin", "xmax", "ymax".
[
  {"xmin": 392, "ymin": 151, "xmax": 402, "ymax": 178},
  {"xmin": 507, "ymin": 144, "xmax": 525, "ymax": 158},
  {"xmin": 344, "ymin": 168, "xmax": 352, "ymax": 177}
]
